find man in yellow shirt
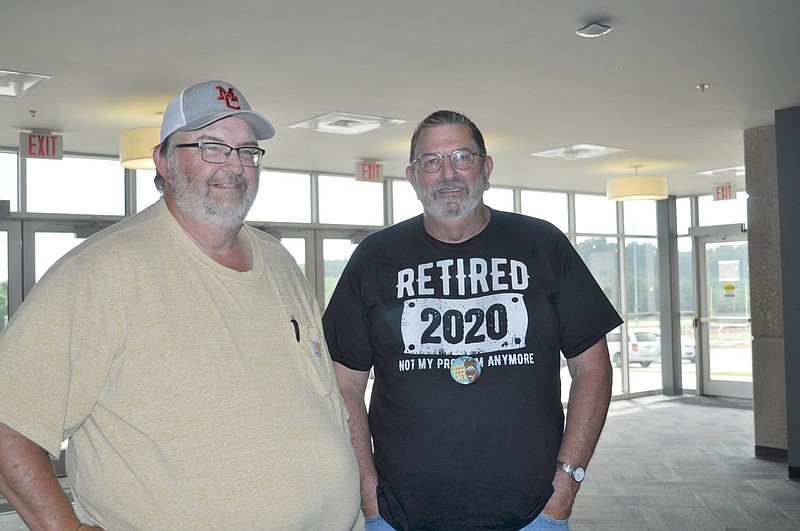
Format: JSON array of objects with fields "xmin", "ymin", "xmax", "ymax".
[{"xmin": 0, "ymin": 80, "xmax": 361, "ymax": 530}]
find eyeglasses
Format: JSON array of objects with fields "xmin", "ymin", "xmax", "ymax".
[
  {"xmin": 175, "ymin": 142, "xmax": 265, "ymax": 167},
  {"xmin": 411, "ymin": 148, "xmax": 485, "ymax": 173}
]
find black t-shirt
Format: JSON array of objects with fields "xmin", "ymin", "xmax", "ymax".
[{"xmin": 323, "ymin": 209, "xmax": 622, "ymax": 530}]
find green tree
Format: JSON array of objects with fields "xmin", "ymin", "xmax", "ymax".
[
  {"xmin": 0, "ymin": 280, "xmax": 7, "ymax": 331},
  {"xmin": 324, "ymin": 259, "xmax": 351, "ymax": 306},
  {"xmin": 625, "ymin": 241, "xmax": 659, "ymax": 316},
  {"xmin": 576, "ymin": 238, "xmax": 620, "ymax": 310}
]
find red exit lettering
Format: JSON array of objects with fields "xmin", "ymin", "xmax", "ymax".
[
  {"xmin": 20, "ymin": 132, "xmax": 63, "ymax": 160},
  {"xmin": 361, "ymin": 163, "xmax": 380, "ymax": 181},
  {"xmin": 714, "ymin": 183, "xmax": 733, "ymax": 201},
  {"xmin": 355, "ymin": 161, "xmax": 383, "ymax": 182}
]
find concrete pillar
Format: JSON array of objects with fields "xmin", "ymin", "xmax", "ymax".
[{"xmin": 744, "ymin": 125, "xmax": 788, "ymax": 461}]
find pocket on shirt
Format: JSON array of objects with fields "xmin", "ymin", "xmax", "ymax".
[{"xmin": 286, "ymin": 318, "xmax": 336, "ymax": 397}]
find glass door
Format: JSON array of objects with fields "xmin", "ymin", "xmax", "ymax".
[
  {"xmin": 15, "ymin": 221, "xmax": 103, "ymax": 476},
  {"xmin": 262, "ymin": 228, "xmax": 313, "ymax": 280},
  {"xmin": 0, "ymin": 221, "xmax": 22, "ymax": 325},
  {"xmin": 319, "ymin": 232, "xmax": 370, "ymax": 310},
  {"xmin": 263, "ymin": 228, "xmax": 373, "ymax": 311},
  {"xmin": 697, "ymin": 234, "xmax": 752, "ymax": 398},
  {"xmin": 21, "ymin": 222, "xmax": 101, "ymax": 297}
]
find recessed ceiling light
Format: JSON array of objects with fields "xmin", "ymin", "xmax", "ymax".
[
  {"xmin": 532, "ymin": 143, "xmax": 626, "ymax": 160},
  {"xmin": 576, "ymin": 23, "xmax": 613, "ymax": 38},
  {"xmin": 697, "ymin": 165, "xmax": 745, "ymax": 177},
  {"xmin": 289, "ymin": 111, "xmax": 405, "ymax": 135},
  {"xmin": 0, "ymin": 69, "xmax": 51, "ymax": 97}
]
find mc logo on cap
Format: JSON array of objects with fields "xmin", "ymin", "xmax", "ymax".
[
  {"xmin": 160, "ymin": 80, "xmax": 275, "ymax": 142},
  {"xmin": 215, "ymin": 85, "xmax": 241, "ymax": 111}
]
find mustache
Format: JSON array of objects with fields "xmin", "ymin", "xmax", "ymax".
[
  {"xmin": 208, "ymin": 174, "xmax": 249, "ymax": 188},
  {"xmin": 433, "ymin": 178, "xmax": 468, "ymax": 193}
]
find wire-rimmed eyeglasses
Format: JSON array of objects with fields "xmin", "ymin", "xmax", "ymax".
[
  {"xmin": 175, "ymin": 142, "xmax": 265, "ymax": 167},
  {"xmin": 411, "ymin": 148, "xmax": 485, "ymax": 173}
]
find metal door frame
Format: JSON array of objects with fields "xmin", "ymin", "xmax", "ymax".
[
  {"xmin": 252, "ymin": 225, "xmax": 375, "ymax": 311},
  {"xmin": 0, "ymin": 220, "xmax": 23, "ymax": 318},
  {"xmin": 694, "ymin": 228, "xmax": 751, "ymax": 398}
]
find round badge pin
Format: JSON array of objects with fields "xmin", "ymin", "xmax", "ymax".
[{"xmin": 450, "ymin": 355, "xmax": 481, "ymax": 385}]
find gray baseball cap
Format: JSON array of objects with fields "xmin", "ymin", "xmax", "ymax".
[{"xmin": 160, "ymin": 80, "xmax": 275, "ymax": 142}]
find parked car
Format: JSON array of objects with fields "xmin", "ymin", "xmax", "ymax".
[
  {"xmin": 606, "ymin": 330, "xmax": 660, "ymax": 367},
  {"xmin": 681, "ymin": 339, "xmax": 696, "ymax": 363}
]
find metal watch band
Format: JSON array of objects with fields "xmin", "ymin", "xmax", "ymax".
[{"xmin": 555, "ymin": 460, "xmax": 585, "ymax": 483}]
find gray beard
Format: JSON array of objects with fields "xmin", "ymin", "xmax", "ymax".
[
  {"xmin": 168, "ymin": 159, "xmax": 257, "ymax": 229},
  {"xmin": 415, "ymin": 172, "xmax": 488, "ymax": 220}
]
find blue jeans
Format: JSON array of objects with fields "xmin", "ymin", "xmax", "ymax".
[
  {"xmin": 520, "ymin": 512, "xmax": 570, "ymax": 530},
  {"xmin": 364, "ymin": 515, "xmax": 395, "ymax": 530},
  {"xmin": 364, "ymin": 513, "xmax": 569, "ymax": 530}
]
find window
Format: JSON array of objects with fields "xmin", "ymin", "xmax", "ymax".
[
  {"xmin": 0, "ymin": 152, "xmax": 18, "ymax": 211},
  {"xmin": 26, "ymin": 157, "xmax": 124, "ymax": 215},
  {"xmin": 1, "ymin": 147, "xmax": 715, "ymax": 401},
  {"xmin": 698, "ymin": 192, "xmax": 748, "ymax": 226},
  {"xmin": 678, "ymin": 233, "xmax": 696, "ymax": 390},
  {"xmin": 391, "ymin": 179, "xmax": 422, "ymax": 223},
  {"xmin": 625, "ymin": 236, "xmax": 661, "ymax": 395},
  {"xmin": 623, "ymin": 200, "xmax": 657, "ymax": 236},
  {"xmin": 576, "ymin": 236, "xmax": 620, "ymax": 310},
  {"xmin": 280, "ymin": 237, "xmax": 306, "ymax": 271},
  {"xmin": 625, "ymin": 237, "xmax": 659, "ymax": 323},
  {"xmin": 575, "ymin": 194, "xmax": 617, "ymax": 234},
  {"xmin": 633, "ymin": 331, "xmax": 658, "ymax": 342},
  {"xmin": 0, "ymin": 230, "xmax": 8, "ymax": 329},
  {"xmin": 323, "ymin": 238, "xmax": 358, "ymax": 307},
  {"xmin": 484, "ymin": 187, "xmax": 514, "ymax": 212},
  {"xmin": 135, "ymin": 169, "xmax": 161, "ymax": 212},
  {"xmin": 319, "ymin": 174, "xmax": 383, "ymax": 225},
  {"xmin": 35, "ymin": 232, "xmax": 87, "ymax": 281},
  {"xmin": 520, "ymin": 190, "xmax": 568, "ymax": 232},
  {"xmin": 248, "ymin": 171, "xmax": 311, "ymax": 223},
  {"xmin": 676, "ymin": 197, "xmax": 692, "ymax": 235}
]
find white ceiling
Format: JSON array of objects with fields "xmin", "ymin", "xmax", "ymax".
[{"xmin": 2, "ymin": 0, "xmax": 799, "ymax": 197}]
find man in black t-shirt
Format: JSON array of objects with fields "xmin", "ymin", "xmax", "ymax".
[{"xmin": 323, "ymin": 110, "xmax": 622, "ymax": 531}]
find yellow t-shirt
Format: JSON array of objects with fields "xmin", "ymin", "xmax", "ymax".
[{"xmin": 0, "ymin": 199, "xmax": 361, "ymax": 530}]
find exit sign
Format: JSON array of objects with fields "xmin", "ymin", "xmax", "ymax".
[
  {"xmin": 20, "ymin": 132, "xmax": 63, "ymax": 160},
  {"xmin": 713, "ymin": 183, "xmax": 735, "ymax": 201},
  {"xmin": 355, "ymin": 160, "xmax": 383, "ymax": 182}
]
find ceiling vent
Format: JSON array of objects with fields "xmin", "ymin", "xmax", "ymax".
[
  {"xmin": 0, "ymin": 69, "xmax": 51, "ymax": 97},
  {"xmin": 290, "ymin": 111, "xmax": 405, "ymax": 135},
  {"xmin": 575, "ymin": 22, "xmax": 613, "ymax": 38},
  {"xmin": 696, "ymin": 165, "xmax": 745, "ymax": 178},
  {"xmin": 532, "ymin": 143, "xmax": 626, "ymax": 160}
]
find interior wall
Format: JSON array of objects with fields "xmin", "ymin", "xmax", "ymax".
[{"xmin": 775, "ymin": 106, "xmax": 800, "ymax": 478}]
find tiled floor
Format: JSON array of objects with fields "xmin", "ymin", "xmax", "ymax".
[
  {"xmin": 2, "ymin": 396, "xmax": 798, "ymax": 529},
  {"xmin": 571, "ymin": 396, "xmax": 800, "ymax": 530}
]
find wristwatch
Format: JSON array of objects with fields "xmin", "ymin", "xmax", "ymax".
[{"xmin": 555, "ymin": 460, "xmax": 585, "ymax": 483}]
